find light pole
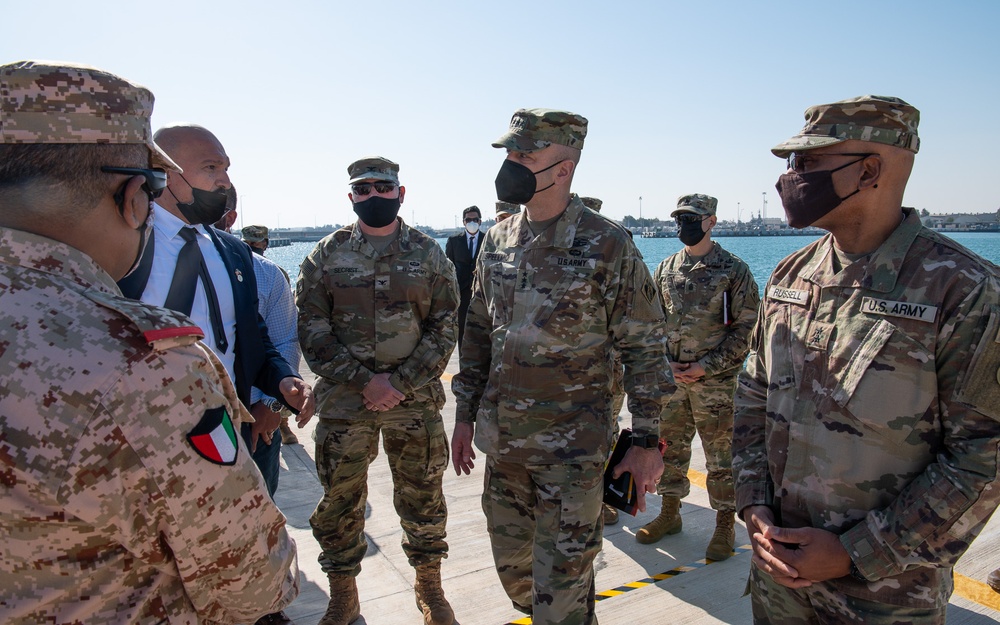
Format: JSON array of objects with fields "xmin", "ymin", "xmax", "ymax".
[
  {"xmin": 639, "ymin": 196, "xmax": 643, "ymax": 220},
  {"xmin": 761, "ymin": 192, "xmax": 767, "ymax": 220},
  {"xmin": 737, "ymin": 201, "xmax": 742, "ymax": 224}
]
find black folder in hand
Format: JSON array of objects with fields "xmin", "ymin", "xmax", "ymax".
[{"xmin": 603, "ymin": 428, "xmax": 640, "ymax": 515}]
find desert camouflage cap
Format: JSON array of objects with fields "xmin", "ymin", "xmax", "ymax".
[
  {"xmin": 0, "ymin": 60, "xmax": 181, "ymax": 172},
  {"xmin": 580, "ymin": 196, "xmax": 603, "ymax": 212},
  {"xmin": 496, "ymin": 201, "xmax": 520, "ymax": 217},
  {"xmin": 492, "ymin": 108, "xmax": 588, "ymax": 152},
  {"xmin": 671, "ymin": 193, "xmax": 717, "ymax": 217},
  {"xmin": 242, "ymin": 224, "xmax": 268, "ymax": 242},
  {"xmin": 772, "ymin": 95, "xmax": 920, "ymax": 158},
  {"xmin": 347, "ymin": 156, "xmax": 399, "ymax": 184}
]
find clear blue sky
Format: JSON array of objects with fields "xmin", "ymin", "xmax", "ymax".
[{"xmin": 5, "ymin": 1, "xmax": 998, "ymax": 229}]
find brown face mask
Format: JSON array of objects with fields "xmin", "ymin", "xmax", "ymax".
[{"xmin": 775, "ymin": 157, "xmax": 864, "ymax": 228}]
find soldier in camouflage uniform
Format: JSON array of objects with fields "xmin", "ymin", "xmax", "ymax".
[
  {"xmin": 0, "ymin": 60, "xmax": 299, "ymax": 624},
  {"xmin": 638, "ymin": 194, "xmax": 759, "ymax": 560},
  {"xmin": 496, "ymin": 200, "xmax": 520, "ymax": 222},
  {"xmin": 451, "ymin": 109, "xmax": 674, "ymax": 625},
  {"xmin": 734, "ymin": 95, "xmax": 1000, "ymax": 624},
  {"xmin": 297, "ymin": 156, "xmax": 460, "ymax": 625}
]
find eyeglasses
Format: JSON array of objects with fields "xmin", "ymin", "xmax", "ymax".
[
  {"xmin": 351, "ymin": 181, "xmax": 397, "ymax": 196},
  {"xmin": 675, "ymin": 214, "xmax": 709, "ymax": 225},
  {"xmin": 101, "ymin": 166, "xmax": 168, "ymax": 199},
  {"xmin": 464, "ymin": 217, "xmax": 481, "ymax": 223},
  {"xmin": 786, "ymin": 152, "xmax": 874, "ymax": 173}
]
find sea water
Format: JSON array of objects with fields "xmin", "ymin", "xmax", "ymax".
[{"xmin": 266, "ymin": 231, "xmax": 1000, "ymax": 295}]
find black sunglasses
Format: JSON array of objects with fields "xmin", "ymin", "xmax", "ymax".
[
  {"xmin": 675, "ymin": 214, "xmax": 709, "ymax": 225},
  {"xmin": 351, "ymin": 181, "xmax": 397, "ymax": 196},
  {"xmin": 101, "ymin": 166, "xmax": 169, "ymax": 199},
  {"xmin": 786, "ymin": 152, "xmax": 874, "ymax": 173}
]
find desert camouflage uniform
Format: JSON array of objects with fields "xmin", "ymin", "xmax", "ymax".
[
  {"xmin": 734, "ymin": 209, "xmax": 1000, "ymax": 620},
  {"xmin": 654, "ymin": 241, "xmax": 759, "ymax": 511},
  {"xmin": 452, "ymin": 195, "xmax": 673, "ymax": 624},
  {"xmin": 0, "ymin": 227, "xmax": 298, "ymax": 624},
  {"xmin": 297, "ymin": 219, "xmax": 459, "ymax": 577}
]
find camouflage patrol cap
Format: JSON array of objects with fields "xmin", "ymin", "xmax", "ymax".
[
  {"xmin": 0, "ymin": 60, "xmax": 181, "ymax": 172},
  {"xmin": 496, "ymin": 201, "xmax": 520, "ymax": 217},
  {"xmin": 772, "ymin": 95, "xmax": 920, "ymax": 158},
  {"xmin": 580, "ymin": 196, "xmax": 603, "ymax": 212},
  {"xmin": 347, "ymin": 156, "xmax": 399, "ymax": 184},
  {"xmin": 671, "ymin": 194, "xmax": 717, "ymax": 217},
  {"xmin": 242, "ymin": 224, "xmax": 268, "ymax": 242},
  {"xmin": 492, "ymin": 108, "xmax": 588, "ymax": 152}
]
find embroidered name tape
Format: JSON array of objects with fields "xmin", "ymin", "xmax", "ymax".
[
  {"xmin": 860, "ymin": 297, "xmax": 937, "ymax": 323},
  {"xmin": 767, "ymin": 286, "xmax": 810, "ymax": 305}
]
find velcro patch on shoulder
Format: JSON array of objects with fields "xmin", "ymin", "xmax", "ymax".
[
  {"xmin": 187, "ymin": 406, "xmax": 239, "ymax": 465},
  {"xmin": 84, "ymin": 289, "xmax": 204, "ymax": 350}
]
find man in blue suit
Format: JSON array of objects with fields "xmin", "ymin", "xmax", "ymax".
[
  {"xmin": 445, "ymin": 205, "xmax": 485, "ymax": 351},
  {"xmin": 118, "ymin": 124, "xmax": 315, "ymax": 503}
]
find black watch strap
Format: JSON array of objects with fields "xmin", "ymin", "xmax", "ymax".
[{"xmin": 631, "ymin": 433, "xmax": 660, "ymax": 449}]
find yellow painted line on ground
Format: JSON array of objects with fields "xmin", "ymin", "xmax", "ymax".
[
  {"xmin": 503, "ymin": 546, "xmax": 752, "ymax": 624},
  {"xmin": 687, "ymin": 468, "xmax": 707, "ymax": 490},
  {"xmin": 954, "ymin": 572, "xmax": 1000, "ymax": 612},
  {"xmin": 441, "ymin": 372, "xmax": 453, "ymax": 382}
]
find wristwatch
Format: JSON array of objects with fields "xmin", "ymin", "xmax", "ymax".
[
  {"xmin": 631, "ymin": 432, "xmax": 661, "ymax": 449},
  {"xmin": 264, "ymin": 398, "xmax": 283, "ymax": 414}
]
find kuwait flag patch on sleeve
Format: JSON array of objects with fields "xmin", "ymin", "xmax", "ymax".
[{"xmin": 187, "ymin": 406, "xmax": 239, "ymax": 465}]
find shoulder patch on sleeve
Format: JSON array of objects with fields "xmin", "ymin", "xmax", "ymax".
[
  {"xmin": 187, "ymin": 406, "xmax": 239, "ymax": 465},
  {"xmin": 955, "ymin": 304, "xmax": 1000, "ymax": 421},
  {"xmin": 84, "ymin": 289, "xmax": 205, "ymax": 351}
]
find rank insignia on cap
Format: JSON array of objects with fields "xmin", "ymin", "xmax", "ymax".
[{"xmin": 187, "ymin": 406, "xmax": 239, "ymax": 465}]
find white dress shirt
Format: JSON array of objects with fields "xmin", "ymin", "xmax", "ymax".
[{"xmin": 142, "ymin": 204, "xmax": 238, "ymax": 383}]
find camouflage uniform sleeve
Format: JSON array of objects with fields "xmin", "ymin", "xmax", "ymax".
[
  {"xmin": 612, "ymin": 247, "xmax": 674, "ymax": 437},
  {"xmin": 296, "ymin": 244, "xmax": 375, "ymax": 389},
  {"xmin": 388, "ymin": 248, "xmax": 459, "ymax": 394},
  {"xmin": 698, "ymin": 260, "xmax": 760, "ymax": 376},
  {"xmin": 840, "ymin": 276, "xmax": 1000, "ymax": 580},
  {"xmin": 732, "ymin": 277, "xmax": 775, "ymax": 514},
  {"xmin": 81, "ymin": 340, "xmax": 298, "ymax": 622},
  {"xmin": 451, "ymin": 248, "xmax": 492, "ymax": 424}
]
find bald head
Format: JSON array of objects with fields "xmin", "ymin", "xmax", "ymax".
[{"xmin": 154, "ymin": 123, "xmax": 231, "ymax": 218}]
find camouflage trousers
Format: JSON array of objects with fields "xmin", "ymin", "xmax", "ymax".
[
  {"xmin": 310, "ymin": 403, "xmax": 449, "ymax": 577},
  {"xmin": 749, "ymin": 566, "xmax": 945, "ymax": 624},
  {"xmin": 656, "ymin": 373, "xmax": 736, "ymax": 513},
  {"xmin": 482, "ymin": 457, "xmax": 603, "ymax": 625}
]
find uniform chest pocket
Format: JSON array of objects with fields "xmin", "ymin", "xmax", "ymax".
[
  {"xmin": 534, "ymin": 267, "xmax": 601, "ymax": 336},
  {"xmin": 761, "ymin": 304, "xmax": 797, "ymax": 391},
  {"xmin": 485, "ymin": 260, "xmax": 516, "ymax": 327},
  {"xmin": 831, "ymin": 318, "xmax": 936, "ymax": 444}
]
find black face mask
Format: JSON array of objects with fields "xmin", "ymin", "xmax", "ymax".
[
  {"xmin": 353, "ymin": 195, "xmax": 401, "ymax": 228},
  {"xmin": 170, "ymin": 174, "xmax": 230, "ymax": 225},
  {"xmin": 494, "ymin": 158, "xmax": 561, "ymax": 204},
  {"xmin": 678, "ymin": 219, "xmax": 707, "ymax": 246},
  {"xmin": 775, "ymin": 158, "xmax": 863, "ymax": 228}
]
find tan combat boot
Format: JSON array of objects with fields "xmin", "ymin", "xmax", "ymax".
[
  {"xmin": 318, "ymin": 573, "xmax": 360, "ymax": 625},
  {"xmin": 414, "ymin": 561, "xmax": 455, "ymax": 625},
  {"xmin": 636, "ymin": 496, "xmax": 682, "ymax": 544},
  {"xmin": 603, "ymin": 503, "xmax": 619, "ymax": 525},
  {"xmin": 706, "ymin": 510, "xmax": 736, "ymax": 561},
  {"xmin": 278, "ymin": 415, "xmax": 299, "ymax": 445}
]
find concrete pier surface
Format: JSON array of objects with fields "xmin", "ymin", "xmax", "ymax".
[{"xmin": 273, "ymin": 352, "xmax": 1000, "ymax": 625}]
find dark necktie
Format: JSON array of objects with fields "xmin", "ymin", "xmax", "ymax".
[
  {"xmin": 164, "ymin": 227, "xmax": 228, "ymax": 353},
  {"xmin": 468, "ymin": 235, "xmax": 474, "ymax": 258}
]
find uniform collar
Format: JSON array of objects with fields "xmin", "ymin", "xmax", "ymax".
[
  {"xmin": 0, "ymin": 226, "xmax": 120, "ymax": 294},
  {"xmin": 509, "ymin": 195, "xmax": 584, "ymax": 250},
  {"xmin": 349, "ymin": 217, "xmax": 413, "ymax": 256},
  {"xmin": 801, "ymin": 207, "xmax": 921, "ymax": 292}
]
